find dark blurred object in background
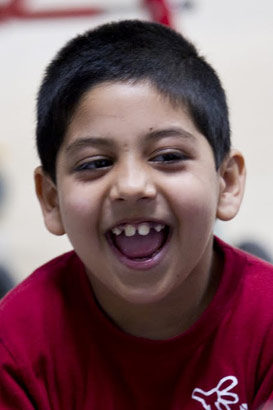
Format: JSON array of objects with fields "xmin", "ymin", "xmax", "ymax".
[
  {"xmin": 0, "ymin": 265, "xmax": 14, "ymax": 299},
  {"xmin": 0, "ymin": 170, "xmax": 15, "ymax": 298},
  {"xmin": 237, "ymin": 240, "xmax": 273, "ymax": 264}
]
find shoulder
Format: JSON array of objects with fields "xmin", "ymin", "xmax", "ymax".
[
  {"xmin": 0, "ymin": 251, "xmax": 88, "ymax": 407},
  {"xmin": 0, "ymin": 251, "xmax": 85, "ymax": 345},
  {"xmin": 215, "ymin": 236, "xmax": 273, "ymax": 328},
  {"xmin": 216, "ymin": 236, "xmax": 273, "ymax": 333},
  {"xmin": 0, "ymin": 250, "xmax": 79, "ymax": 309},
  {"xmin": 213, "ymin": 238, "xmax": 273, "ymax": 404},
  {"xmin": 215, "ymin": 235, "xmax": 273, "ymax": 284}
]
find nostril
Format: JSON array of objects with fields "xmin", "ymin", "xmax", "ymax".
[{"xmin": 109, "ymin": 174, "xmax": 156, "ymax": 202}]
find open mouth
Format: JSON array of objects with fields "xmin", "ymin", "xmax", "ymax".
[{"xmin": 106, "ymin": 221, "xmax": 170, "ymax": 264}]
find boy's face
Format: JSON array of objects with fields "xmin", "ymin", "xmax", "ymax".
[{"xmin": 36, "ymin": 81, "xmax": 244, "ymax": 306}]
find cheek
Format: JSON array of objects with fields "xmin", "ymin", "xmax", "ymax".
[
  {"xmin": 58, "ymin": 186, "xmax": 100, "ymax": 233},
  {"xmin": 165, "ymin": 174, "xmax": 218, "ymax": 224},
  {"xmin": 58, "ymin": 191, "xmax": 104, "ymax": 259}
]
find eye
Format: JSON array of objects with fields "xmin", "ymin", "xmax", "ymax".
[
  {"xmin": 75, "ymin": 157, "xmax": 113, "ymax": 171},
  {"xmin": 150, "ymin": 151, "xmax": 188, "ymax": 164}
]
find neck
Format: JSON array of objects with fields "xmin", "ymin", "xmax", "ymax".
[{"xmin": 89, "ymin": 247, "xmax": 222, "ymax": 340}]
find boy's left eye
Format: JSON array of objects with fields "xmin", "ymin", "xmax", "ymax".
[{"xmin": 150, "ymin": 151, "xmax": 188, "ymax": 163}]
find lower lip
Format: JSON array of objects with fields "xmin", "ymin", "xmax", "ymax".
[{"xmin": 106, "ymin": 231, "xmax": 171, "ymax": 271}]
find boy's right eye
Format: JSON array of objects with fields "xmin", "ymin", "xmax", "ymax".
[{"xmin": 75, "ymin": 157, "xmax": 113, "ymax": 171}]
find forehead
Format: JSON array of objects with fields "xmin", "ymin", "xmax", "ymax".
[
  {"xmin": 74, "ymin": 80, "xmax": 184, "ymax": 122},
  {"xmin": 65, "ymin": 81, "xmax": 202, "ymax": 145}
]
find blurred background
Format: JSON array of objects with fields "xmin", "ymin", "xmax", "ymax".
[{"xmin": 0, "ymin": 0, "xmax": 273, "ymax": 290}]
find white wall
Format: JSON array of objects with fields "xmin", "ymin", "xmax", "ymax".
[{"xmin": 0, "ymin": 0, "xmax": 273, "ymax": 282}]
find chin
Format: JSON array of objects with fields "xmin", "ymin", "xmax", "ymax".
[{"xmin": 114, "ymin": 282, "xmax": 173, "ymax": 305}]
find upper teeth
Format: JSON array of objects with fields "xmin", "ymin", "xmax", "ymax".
[
  {"xmin": 155, "ymin": 224, "xmax": 164, "ymax": 232},
  {"xmin": 111, "ymin": 223, "xmax": 165, "ymax": 237},
  {"xmin": 138, "ymin": 224, "xmax": 150, "ymax": 236},
  {"xmin": 112, "ymin": 227, "xmax": 122, "ymax": 235},
  {"xmin": 124, "ymin": 225, "xmax": 136, "ymax": 237}
]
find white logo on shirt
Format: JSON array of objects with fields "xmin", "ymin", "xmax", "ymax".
[{"xmin": 192, "ymin": 375, "xmax": 248, "ymax": 410}]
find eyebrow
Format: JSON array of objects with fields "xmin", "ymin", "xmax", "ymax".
[
  {"xmin": 65, "ymin": 127, "xmax": 196, "ymax": 155},
  {"xmin": 65, "ymin": 137, "xmax": 114, "ymax": 155},
  {"xmin": 145, "ymin": 127, "xmax": 196, "ymax": 142}
]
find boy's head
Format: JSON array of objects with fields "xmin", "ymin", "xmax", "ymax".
[
  {"xmin": 36, "ymin": 19, "xmax": 230, "ymax": 182},
  {"xmin": 34, "ymin": 20, "xmax": 245, "ymax": 313}
]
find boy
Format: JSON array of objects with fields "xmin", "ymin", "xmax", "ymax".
[{"xmin": 0, "ymin": 19, "xmax": 272, "ymax": 409}]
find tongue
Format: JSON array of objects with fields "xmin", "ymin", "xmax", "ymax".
[{"xmin": 113, "ymin": 230, "xmax": 165, "ymax": 259}]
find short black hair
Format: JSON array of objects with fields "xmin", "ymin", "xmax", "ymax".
[{"xmin": 36, "ymin": 19, "xmax": 230, "ymax": 182}]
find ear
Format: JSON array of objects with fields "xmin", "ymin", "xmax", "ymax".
[
  {"xmin": 34, "ymin": 166, "xmax": 65, "ymax": 236},
  {"xmin": 216, "ymin": 150, "xmax": 246, "ymax": 221}
]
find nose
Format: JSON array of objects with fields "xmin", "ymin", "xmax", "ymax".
[{"xmin": 109, "ymin": 160, "xmax": 157, "ymax": 202}]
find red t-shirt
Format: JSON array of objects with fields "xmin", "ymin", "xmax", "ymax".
[{"xmin": 1, "ymin": 237, "xmax": 273, "ymax": 409}]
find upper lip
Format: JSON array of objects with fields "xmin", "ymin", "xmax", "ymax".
[{"xmin": 105, "ymin": 217, "xmax": 171, "ymax": 233}]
